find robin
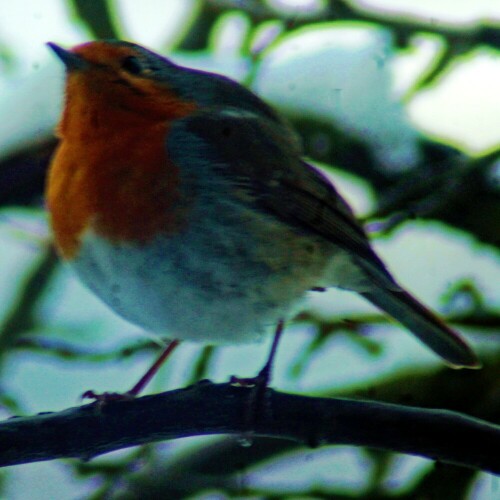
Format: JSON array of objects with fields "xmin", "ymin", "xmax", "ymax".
[{"xmin": 46, "ymin": 40, "xmax": 479, "ymax": 397}]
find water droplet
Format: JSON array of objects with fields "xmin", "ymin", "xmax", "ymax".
[{"xmin": 237, "ymin": 434, "xmax": 253, "ymax": 447}]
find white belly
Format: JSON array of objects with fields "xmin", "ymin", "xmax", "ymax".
[{"xmin": 71, "ymin": 216, "xmax": 332, "ymax": 344}]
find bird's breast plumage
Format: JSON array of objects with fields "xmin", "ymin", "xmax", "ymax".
[{"xmin": 48, "ymin": 119, "xmax": 192, "ymax": 259}]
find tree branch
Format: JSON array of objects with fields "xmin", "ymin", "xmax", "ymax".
[
  {"xmin": 70, "ymin": 0, "xmax": 119, "ymax": 40},
  {"xmin": 203, "ymin": 0, "xmax": 500, "ymax": 50},
  {"xmin": 296, "ymin": 119, "xmax": 500, "ymax": 248},
  {"xmin": 1, "ymin": 381, "xmax": 498, "ymax": 473}
]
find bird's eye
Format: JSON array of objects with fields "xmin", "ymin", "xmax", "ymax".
[{"xmin": 121, "ymin": 56, "xmax": 143, "ymax": 75}]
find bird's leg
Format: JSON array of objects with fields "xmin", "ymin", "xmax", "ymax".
[
  {"xmin": 230, "ymin": 320, "xmax": 285, "ymax": 438},
  {"xmin": 230, "ymin": 319, "xmax": 285, "ymax": 388},
  {"xmin": 82, "ymin": 339, "xmax": 180, "ymax": 403},
  {"xmin": 127, "ymin": 339, "xmax": 180, "ymax": 396}
]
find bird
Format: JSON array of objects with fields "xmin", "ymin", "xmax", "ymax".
[{"xmin": 46, "ymin": 40, "xmax": 479, "ymax": 396}]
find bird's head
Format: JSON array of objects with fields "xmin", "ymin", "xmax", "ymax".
[{"xmin": 48, "ymin": 40, "xmax": 198, "ymax": 121}]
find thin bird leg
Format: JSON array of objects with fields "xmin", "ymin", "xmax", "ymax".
[
  {"xmin": 82, "ymin": 339, "xmax": 180, "ymax": 402},
  {"xmin": 230, "ymin": 319, "xmax": 285, "ymax": 388},
  {"xmin": 230, "ymin": 320, "xmax": 286, "ymax": 439},
  {"xmin": 127, "ymin": 339, "xmax": 180, "ymax": 396},
  {"xmin": 256, "ymin": 319, "xmax": 285, "ymax": 385}
]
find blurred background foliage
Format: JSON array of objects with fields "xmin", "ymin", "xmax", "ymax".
[{"xmin": 0, "ymin": 0, "xmax": 499, "ymax": 498}]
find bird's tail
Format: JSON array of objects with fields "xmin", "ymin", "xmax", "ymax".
[{"xmin": 359, "ymin": 288, "xmax": 480, "ymax": 368}]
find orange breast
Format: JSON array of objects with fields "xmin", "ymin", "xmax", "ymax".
[{"xmin": 47, "ymin": 120, "xmax": 189, "ymax": 259}]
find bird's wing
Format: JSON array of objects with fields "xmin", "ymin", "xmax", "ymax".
[
  {"xmin": 167, "ymin": 107, "xmax": 479, "ymax": 368},
  {"xmin": 167, "ymin": 107, "xmax": 396, "ymax": 289}
]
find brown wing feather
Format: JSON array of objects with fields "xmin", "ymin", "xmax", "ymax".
[
  {"xmin": 168, "ymin": 107, "xmax": 479, "ymax": 368},
  {"xmin": 173, "ymin": 107, "xmax": 394, "ymax": 286}
]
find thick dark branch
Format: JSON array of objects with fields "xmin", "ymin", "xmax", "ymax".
[{"xmin": 1, "ymin": 381, "xmax": 498, "ymax": 472}]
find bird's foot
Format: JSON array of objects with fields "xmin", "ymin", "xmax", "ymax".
[{"xmin": 81, "ymin": 390, "xmax": 135, "ymax": 404}]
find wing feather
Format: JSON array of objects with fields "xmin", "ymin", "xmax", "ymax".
[{"xmin": 168, "ymin": 107, "xmax": 395, "ymax": 286}]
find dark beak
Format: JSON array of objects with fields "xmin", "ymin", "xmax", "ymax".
[{"xmin": 47, "ymin": 42, "xmax": 88, "ymax": 71}]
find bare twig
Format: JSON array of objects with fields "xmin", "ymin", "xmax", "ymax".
[{"xmin": 0, "ymin": 247, "xmax": 58, "ymax": 353}]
